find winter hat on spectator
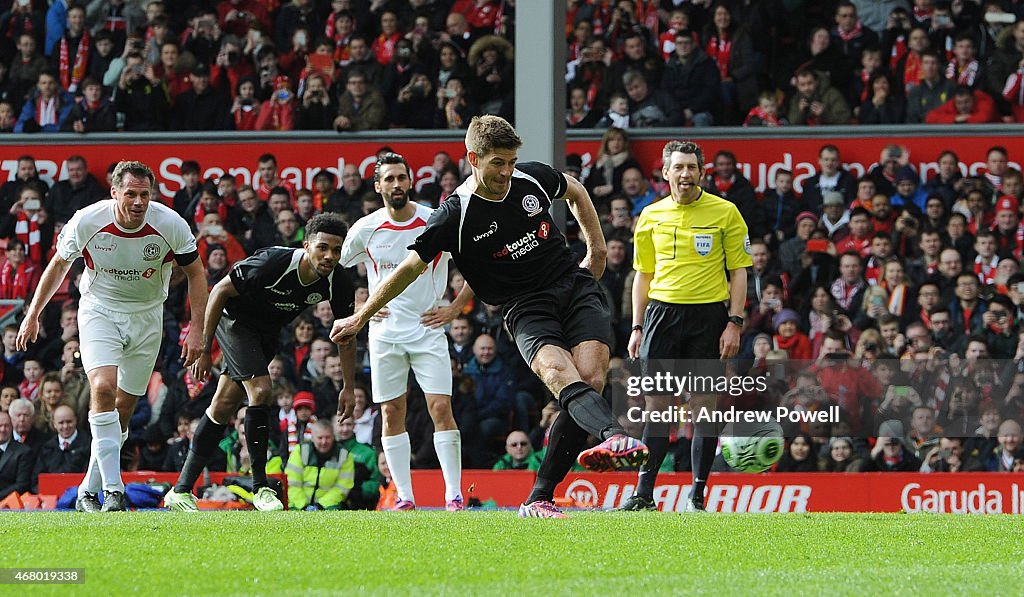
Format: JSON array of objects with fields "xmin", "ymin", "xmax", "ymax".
[
  {"xmin": 795, "ymin": 211, "xmax": 818, "ymax": 225},
  {"xmin": 192, "ymin": 63, "xmax": 210, "ymax": 77},
  {"xmin": 205, "ymin": 243, "xmax": 225, "ymax": 259},
  {"xmin": 753, "ymin": 332, "xmax": 772, "ymax": 346},
  {"xmin": 829, "ymin": 436, "xmax": 854, "ymax": 451},
  {"xmin": 772, "ymin": 308, "xmax": 800, "ymax": 330},
  {"xmin": 822, "ymin": 191, "xmax": 844, "ymax": 207},
  {"xmin": 996, "ymin": 196, "xmax": 1018, "ymax": 215},
  {"xmin": 895, "ymin": 166, "xmax": 917, "ymax": 184},
  {"xmin": 293, "ymin": 391, "xmax": 315, "ymax": 411},
  {"xmin": 877, "ymin": 419, "xmax": 905, "ymax": 440},
  {"xmin": 565, "ymin": 154, "xmax": 583, "ymax": 176}
]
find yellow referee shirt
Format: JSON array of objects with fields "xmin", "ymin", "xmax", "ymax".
[{"xmin": 633, "ymin": 190, "xmax": 752, "ymax": 304}]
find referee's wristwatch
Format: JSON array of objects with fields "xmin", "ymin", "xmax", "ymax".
[{"xmin": 727, "ymin": 315, "xmax": 744, "ymax": 328}]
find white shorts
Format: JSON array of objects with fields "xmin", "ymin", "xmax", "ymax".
[
  {"xmin": 78, "ymin": 301, "xmax": 163, "ymax": 396},
  {"xmin": 369, "ymin": 330, "xmax": 452, "ymax": 403}
]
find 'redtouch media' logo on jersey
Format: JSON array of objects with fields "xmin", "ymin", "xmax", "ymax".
[
  {"xmin": 102, "ymin": 267, "xmax": 146, "ymax": 281},
  {"xmin": 492, "ymin": 230, "xmax": 540, "ymax": 260}
]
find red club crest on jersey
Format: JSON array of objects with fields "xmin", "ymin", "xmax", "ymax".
[{"xmin": 538, "ymin": 221, "xmax": 550, "ymax": 240}]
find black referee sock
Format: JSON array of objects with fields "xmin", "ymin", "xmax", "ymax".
[
  {"xmin": 245, "ymin": 405, "xmax": 271, "ymax": 490},
  {"xmin": 635, "ymin": 420, "xmax": 670, "ymax": 500},
  {"xmin": 526, "ymin": 411, "xmax": 589, "ymax": 504},
  {"xmin": 174, "ymin": 414, "xmax": 227, "ymax": 494},
  {"xmin": 689, "ymin": 428, "xmax": 719, "ymax": 505},
  {"xmin": 558, "ymin": 381, "xmax": 623, "ymax": 441}
]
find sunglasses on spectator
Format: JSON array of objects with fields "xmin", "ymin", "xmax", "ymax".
[{"xmin": 507, "ymin": 441, "xmax": 529, "ymax": 448}]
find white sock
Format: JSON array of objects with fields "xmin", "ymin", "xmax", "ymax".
[
  {"xmin": 87, "ymin": 411, "xmax": 124, "ymax": 493},
  {"xmin": 381, "ymin": 432, "xmax": 414, "ymax": 503},
  {"xmin": 433, "ymin": 430, "xmax": 462, "ymax": 501},
  {"xmin": 80, "ymin": 426, "xmax": 128, "ymax": 497}
]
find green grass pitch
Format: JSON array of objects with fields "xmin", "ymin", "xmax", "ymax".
[{"xmin": 4, "ymin": 511, "xmax": 1023, "ymax": 595}]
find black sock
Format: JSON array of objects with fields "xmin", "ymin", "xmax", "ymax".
[
  {"xmin": 526, "ymin": 411, "xmax": 589, "ymax": 504},
  {"xmin": 558, "ymin": 381, "xmax": 623, "ymax": 441},
  {"xmin": 174, "ymin": 414, "xmax": 227, "ymax": 493},
  {"xmin": 245, "ymin": 405, "xmax": 270, "ymax": 489},
  {"xmin": 635, "ymin": 420, "xmax": 670, "ymax": 500},
  {"xmin": 689, "ymin": 426, "xmax": 719, "ymax": 504}
]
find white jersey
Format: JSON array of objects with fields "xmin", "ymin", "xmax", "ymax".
[
  {"xmin": 57, "ymin": 199, "xmax": 198, "ymax": 313},
  {"xmin": 341, "ymin": 203, "xmax": 450, "ymax": 343}
]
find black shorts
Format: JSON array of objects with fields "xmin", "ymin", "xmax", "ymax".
[
  {"xmin": 639, "ymin": 300, "xmax": 728, "ymax": 376},
  {"xmin": 215, "ymin": 312, "xmax": 280, "ymax": 381},
  {"xmin": 502, "ymin": 269, "xmax": 612, "ymax": 367}
]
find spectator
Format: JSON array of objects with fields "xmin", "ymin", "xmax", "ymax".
[
  {"xmin": 337, "ymin": 34, "xmax": 388, "ymax": 96},
  {"xmin": 945, "ymin": 33, "xmax": 984, "ymax": 89},
  {"xmin": 281, "ymin": 390, "xmax": 316, "ymax": 459},
  {"xmin": 819, "ymin": 436, "xmax": 865, "ymax": 472},
  {"xmin": 254, "ymin": 74, "xmax": 296, "ymax": 131},
  {"xmin": 566, "ymin": 85, "xmax": 600, "ymax": 128},
  {"xmin": 229, "ymin": 76, "xmax": 261, "ymax": 130},
  {"xmin": 774, "ymin": 433, "xmax": 820, "ymax": 472},
  {"xmin": 58, "ymin": 338, "xmax": 89, "ymax": 424},
  {"xmin": 660, "ymin": 29, "xmax": 719, "ymax": 127},
  {"xmin": 112, "ymin": 51, "xmax": 169, "ymax": 130},
  {"xmin": 774, "ymin": 308, "xmax": 812, "ymax": 360},
  {"xmin": 594, "ymin": 91, "xmax": 630, "ymax": 129},
  {"xmin": 50, "ymin": 4, "xmax": 90, "ymax": 95},
  {"xmin": 583, "ymin": 127, "xmax": 641, "ymax": 203},
  {"xmin": 607, "ymin": 31, "xmax": 661, "ymax": 95},
  {"xmin": 333, "ymin": 415, "xmax": 381, "ymax": 510},
  {"xmin": 858, "ymin": 72, "xmax": 906, "ymax": 124},
  {"xmin": 866, "ymin": 419, "xmax": 924, "ymax": 471},
  {"xmin": 620, "ymin": 166, "xmax": 657, "ymax": 217},
  {"xmin": 15, "ymin": 70, "xmax": 74, "ymax": 133},
  {"xmin": 391, "ymin": 72, "xmax": 435, "ymax": 129},
  {"xmin": 849, "ymin": 46, "xmax": 885, "ymax": 112},
  {"xmin": 171, "ymin": 62, "xmax": 233, "ymax": 131},
  {"xmin": 463, "ymin": 334, "xmax": 515, "ymax": 440},
  {"xmin": 0, "ymin": 239, "xmax": 39, "ymax": 301},
  {"xmin": 705, "ymin": 150, "xmax": 764, "ymax": 239},
  {"xmin": 983, "ymin": 418, "xmax": 1022, "ymax": 472},
  {"xmin": 622, "ymin": 69, "xmax": 679, "ymax": 127},
  {"xmin": 10, "ymin": 33, "xmax": 50, "ymax": 102},
  {"xmin": 87, "ymin": 29, "xmax": 116, "ymax": 84},
  {"xmin": 492, "ymin": 429, "xmax": 541, "ymax": 470},
  {"xmin": 274, "ymin": 0, "xmax": 322, "ymax": 56},
  {"xmin": 433, "ymin": 75, "xmax": 478, "ymax": 129},
  {"xmin": 31, "ymin": 404, "xmax": 89, "ymax": 490},
  {"xmin": 447, "ymin": 314, "xmax": 475, "ymax": 367},
  {"xmin": 949, "ymin": 272, "xmax": 987, "ymax": 336},
  {"xmin": 906, "ymin": 51, "xmax": 955, "ymax": 123},
  {"xmin": 255, "ymin": 153, "xmax": 296, "ymax": 201},
  {"xmin": 61, "ymin": 77, "xmax": 116, "ymax": 133},
  {"xmin": 989, "ymin": 19, "xmax": 1024, "ymax": 122},
  {"xmin": 868, "ymin": 144, "xmax": 911, "ymax": 197},
  {"xmin": 312, "ymin": 353, "xmax": 345, "ymax": 419},
  {"xmin": 813, "ymin": 331, "xmax": 881, "ymax": 433},
  {"xmin": 466, "ymin": 34, "xmax": 514, "ymax": 118},
  {"xmin": 334, "ymin": 70, "xmax": 387, "ymax": 131},
  {"xmin": 46, "ymin": 154, "xmax": 104, "ymax": 226},
  {"xmin": 8, "ymin": 398, "xmax": 45, "ymax": 454},
  {"xmin": 926, "ymin": 84, "xmax": 998, "ymax": 124},
  {"xmin": 286, "ymin": 419, "xmax": 354, "ymax": 510},
  {"xmin": 704, "ymin": 2, "xmax": 757, "ymax": 123},
  {"xmin": 0, "ymin": 411, "xmax": 32, "ymax": 500},
  {"xmin": 33, "ymin": 372, "xmax": 68, "ymax": 434},
  {"xmin": 788, "ymin": 68, "xmax": 851, "ymax": 126},
  {"xmin": 743, "ymin": 90, "xmax": 787, "ymax": 127},
  {"xmin": 802, "ymin": 144, "xmax": 858, "ymax": 214}
]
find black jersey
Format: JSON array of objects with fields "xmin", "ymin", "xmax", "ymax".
[
  {"xmin": 410, "ymin": 161, "xmax": 579, "ymax": 305},
  {"xmin": 225, "ymin": 246, "xmax": 355, "ymax": 333}
]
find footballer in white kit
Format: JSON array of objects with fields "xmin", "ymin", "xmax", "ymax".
[
  {"xmin": 17, "ymin": 161, "xmax": 208, "ymax": 512},
  {"xmin": 340, "ymin": 153, "xmax": 473, "ymax": 511}
]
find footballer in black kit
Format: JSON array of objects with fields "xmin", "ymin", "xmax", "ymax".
[
  {"xmin": 165, "ymin": 213, "xmax": 358, "ymax": 512},
  {"xmin": 412, "ymin": 161, "xmax": 610, "ymax": 365},
  {"xmin": 333, "ymin": 115, "xmax": 648, "ymax": 518}
]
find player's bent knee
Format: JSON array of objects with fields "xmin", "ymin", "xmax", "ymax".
[{"xmin": 248, "ymin": 384, "xmax": 274, "ymax": 406}]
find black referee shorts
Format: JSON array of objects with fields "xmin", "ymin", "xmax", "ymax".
[
  {"xmin": 215, "ymin": 312, "xmax": 280, "ymax": 381},
  {"xmin": 639, "ymin": 300, "xmax": 728, "ymax": 376},
  {"xmin": 502, "ymin": 269, "xmax": 613, "ymax": 367}
]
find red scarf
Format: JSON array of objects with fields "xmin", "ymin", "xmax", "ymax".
[
  {"xmin": 706, "ymin": 33, "xmax": 731, "ymax": 79},
  {"xmin": 714, "ymin": 175, "xmax": 733, "ymax": 194},
  {"xmin": 774, "ymin": 332, "xmax": 811, "ymax": 360},
  {"xmin": 0, "ymin": 260, "xmax": 30, "ymax": 299},
  {"xmin": 234, "ymin": 101, "xmax": 259, "ymax": 130},
  {"xmin": 858, "ymin": 69, "xmax": 872, "ymax": 103},
  {"xmin": 865, "ymin": 256, "xmax": 882, "ymax": 285},
  {"xmin": 889, "ymin": 34, "xmax": 907, "ymax": 69},
  {"xmin": 19, "ymin": 378, "xmax": 39, "ymax": 401},
  {"xmin": 974, "ymin": 254, "xmax": 998, "ymax": 285},
  {"xmin": 743, "ymin": 105, "xmax": 782, "ymax": 126},
  {"xmin": 837, "ymin": 20, "xmax": 863, "ymax": 42},
  {"xmin": 902, "ymin": 51, "xmax": 923, "ymax": 92},
  {"xmin": 59, "ymin": 32, "xmax": 89, "ymax": 93},
  {"xmin": 15, "ymin": 212, "xmax": 40, "ymax": 264}
]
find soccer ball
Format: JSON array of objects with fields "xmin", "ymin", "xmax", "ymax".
[{"xmin": 720, "ymin": 421, "xmax": 785, "ymax": 473}]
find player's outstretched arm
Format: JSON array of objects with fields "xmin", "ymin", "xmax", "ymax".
[
  {"xmin": 562, "ymin": 174, "xmax": 607, "ymax": 280},
  {"xmin": 191, "ymin": 275, "xmax": 239, "ymax": 380},
  {"xmin": 330, "ymin": 251, "xmax": 427, "ymax": 344},
  {"xmin": 335, "ymin": 338, "xmax": 357, "ymax": 422},
  {"xmin": 421, "ymin": 279, "xmax": 475, "ymax": 328},
  {"xmin": 16, "ymin": 255, "xmax": 72, "ymax": 350},
  {"xmin": 180, "ymin": 258, "xmax": 211, "ymax": 368}
]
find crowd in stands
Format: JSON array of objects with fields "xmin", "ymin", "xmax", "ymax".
[{"xmin": 2, "ymin": 1, "xmax": 1024, "ymax": 134}]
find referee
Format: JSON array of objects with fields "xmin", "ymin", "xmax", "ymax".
[{"xmin": 620, "ymin": 140, "xmax": 752, "ymax": 512}]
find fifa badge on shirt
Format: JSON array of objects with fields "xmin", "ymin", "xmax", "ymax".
[
  {"xmin": 743, "ymin": 236, "xmax": 752, "ymax": 254},
  {"xmin": 694, "ymin": 233, "xmax": 713, "ymax": 256},
  {"xmin": 522, "ymin": 194, "xmax": 542, "ymax": 216}
]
